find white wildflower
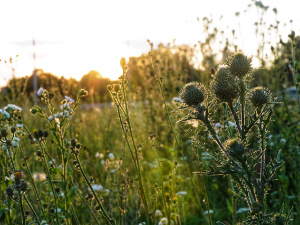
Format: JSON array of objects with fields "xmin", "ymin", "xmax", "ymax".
[
  {"xmin": 270, "ymin": 142, "xmax": 274, "ymax": 146},
  {"xmin": 215, "ymin": 123, "xmax": 222, "ymax": 128},
  {"xmin": 108, "ymin": 153, "xmax": 114, "ymax": 160},
  {"xmin": 105, "ymin": 189, "xmax": 110, "ymax": 193},
  {"xmin": 155, "ymin": 209, "xmax": 163, "ymax": 217},
  {"xmin": 268, "ymin": 134, "xmax": 273, "ymax": 139},
  {"xmin": 40, "ymin": 220, "xmax": 48, "ymax": 225},
  {"xmin": 37, "ymin": 87, "xmax": 44, "ymax": 96},
  {"xmin": 138, "ymin": 223, "xmax": 146, "ymax": 225},
  {"xmin": 158, "ymin": 217, "xmax": 168, "ymax": 225},
  {"xmin": 16, "ymin": 124, "xmax": 23, "ymax": 128},
  {"xmin": 60, "ymin": 103, "xmax": 70, "ymax": 109},
  {"xmin": 280, "ymin": 138, "xmax": 286, "ymax": 144},
  {"xmin": 13, "ymin": 141, "xmax": 19, "ymax": 147},
  {"xmin": 172, "ymin": 97, "xmax": 184, "ymax": 103},
  {"xmin": 65, "ymin": 96, "xmax": 75, "ymax": 103},
  {"xmin": 48, "ymin": 115, "xmax": 54, "ymax": 121},
  {"xmin": 95, "ymin": 152, "xmax": 104, "ymax": 159},
  {"xmin": 176, "ymin": 191, "xmax": 188, "ymax": 196},
  {"xmin": 49, "ymin": 159, "xmax": 55, "ymax": 165},
  {"xmin": 237, "ymin": 208, "xmax": 250, "ymax": 213},
  {"xmin": 204, "ymin": 210, "xmax": 214, "ymax": 214},
  {"xmin": 33, "ymin": 173, "xmax": 47, "ymax": 182},
  {"xmin": 13, "ymin": 137, "xmax": 20, "ymax": 141},
  {"xmin": 89, "ymin": 184, "xmax": 103, "ymax": 192},
  {"xmin": 110, "ymin": 169, "xmax": 116, "ymax": 173},
  {"xmin": 4, "ymin": 104, "xmax": 22, "ymax": 111},
  {"xmin": 101, "ymin": 160, "xmax": 105, "ymax": 165},
  {"xmin": 2, "ymin": 110, "xmax": 10, "ymax": 119},
  {"xmin": 228, "ymin": 121, "xmax": 236, "ymax": 127}
]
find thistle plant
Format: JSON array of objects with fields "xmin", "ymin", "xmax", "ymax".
[{"xmin": 175, "ymin": 52, "xmax": 292, "ymax": 224}]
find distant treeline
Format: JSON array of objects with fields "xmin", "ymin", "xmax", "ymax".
[{"xmin": 1, "ymin": 37, "xmax": 299, "ymax": 104}]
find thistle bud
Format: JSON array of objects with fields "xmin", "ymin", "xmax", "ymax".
[
  {"xmin": 11, "ymin": 127, "xmax": 16, "ymax": 133},
  {"xmin": 20, "ymin": 181, "xmax": 28, "ymax": 192},
  {"xmin": 248, "ymin": 87, "xmax": 272, "ymax": 108},
  {"xmin": 107, "ymin": 85, "xmax": 112, "ymax": 91},
  {"xmin": 274, "ymin": 214, "xmax": 285, "ymax": 225},
  {"xmin": 1, "ymin": 128, "xmax": 7, "ymax": 137},
  {"xmin": 226, "ymin": 52, "xmax": 252, "ymax": 78},
  {"xmin": 71, "ymin": 139, "xmax": 76, "ymax": 147},
  {"xmin": 43, "ymin": 130, "xmax": 49, "ymax": 138},
  {"xmin": 211, "ymin": 66, "xmax": 239, "ymax": 103},
  {"xmin": 179, "ymin": 82, "xmax": 206, "ymax": 107},
  {"xmin": 38, "ymin": 129, "xmax": 44, "ymax": 138},
  {"xmin": 226, "ymin": 138, "xmax": 246, "ymax": 159}
]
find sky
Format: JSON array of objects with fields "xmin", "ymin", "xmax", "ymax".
[{"xmin": 0, "ymin": 0, "xmax": 299, "ymax": 87}]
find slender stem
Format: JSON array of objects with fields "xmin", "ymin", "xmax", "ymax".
[
  {"xmin": 74, "ymin": 154, "xmax": 113, "ymax": 225},
  {"xmin": 228, "ymin": 102, "xmax": 242, "ymax": 137},
  {"xmin": 24, "ymin": 195, "xmax": 41, "ymax": 224},
  {"xmin": 20, "ymin": 147, "xmax": 46, "ymax": 220},
  {"xmin": 19, "ymin": 191, "xmax": 26, "ymax": 225},
  {"xmin": 71, "ymin": 205, "xmax": 80, "ymax": 225},
  {"xmin": 258, "ymin": 121, "xmax": 265, "ymax": 212}
]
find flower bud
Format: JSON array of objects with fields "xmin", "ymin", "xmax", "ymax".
[
  {"xmin": 248, "ymin": 87, "xmax": 271, "ymax": 108},
  {"xmin": 38, "ymin": 129, "xmax": 44, "ymax": 138},
  {"xmin": 211, "ymin": 66, "xmax": 239, "ymax": 103},
  {"xmin": 226, "ymin": 52, "xmax": 252, "ymax": 78},
  {"xmin": 11, "ymin": 127, "xmax": 16, "ymax": 133},
  {"xmin": 120, "ymin": 57, "xmax": 127, "ymax": 68},
  {"xmin": 43, "ymin": 130, "xmax": 49, "ymax": 138},
  {"xmin": 1, "ymin": 128, "xmax": 7, "ymax": 137},
  {"xmin": 179, "ymin": 82, "xmax": 206, "ymax": 106},
  {"xmin": 226, "ymin": 138, "xmax": 246, "ymax": 159},
  {"xmin": 20, "ymin": 181, "xmax": 28, "ymax": 192}
]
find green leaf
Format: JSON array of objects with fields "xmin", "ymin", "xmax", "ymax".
[
  {"xmin": 226, "ymin": 199, "xmax": 233, "ymax": 213},
  {"xmin": 49, "ymin": 167, "xmax": 63, "ymax": 175},
  {"xmin": 0, "ymin": 208, "xmax": 9, "ymax": 214}
]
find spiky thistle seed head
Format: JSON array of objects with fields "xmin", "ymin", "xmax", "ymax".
[
  {"xmin": 226, "ymin": 52, "xmax": 252, "ymax": 78},
  {"xmin": 210, "ymin": 66, "xmax": 239, "ymax": 103},
  {"xmin": 179, "ymin": 82, "xmax": 206, "ymax": 106},
  {"xmin": 226, "ymin": 138, "xmax": 246, "ymax": 158},
  {"xmin": 248, "ymin": 87, "xmax": 272, "ymax": 108}
]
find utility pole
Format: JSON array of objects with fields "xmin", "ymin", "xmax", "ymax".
[{"xmin": 33, "ymin": 33, "xmax": 38, "ymax": 105}]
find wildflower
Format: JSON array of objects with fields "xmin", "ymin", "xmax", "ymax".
[
  {"xmin": 110, "ymin": 169, "xmax": 116, "ymax": 173},
  {"xmin": 204, "ymin": 210, "xmax": 214, "ymax": 214},
  {"xmin": 172, "ymin": 97, "xmax": 184, "ymax": 103},
  {"xmin": 89, "ymin": 184, "xmax": 103, "ymax": 192},
  {"xmin": 4, "ymin": 104, "xmax": 22, "ymax": 111},
  {"xmin": 227, "ymin": 121, "xmax": 236, "ymax": 127},
  {"xmin": 211, "ymin": 66, "xmax": 239, "ymax": 102},
  {"xmin": 175, "ymin": 191, "xmax": 188, "ymax": 196},
  {"xmin": 236, "ymin": 208, "xmax": 250, "ymax": 213},
  {"xmin": 270, "ymin": 142, "xmax": 274, "ymax": 146},
  {"xmin": 138, "ymin": 223, "xmax": 146, "ymax": 225},
  {"xmin": 248, "ymin": 87, "xmax": 272, "ymax": 108},
  {"xmin": 268, "ymin": 134, "xmax": 273, "ymax": 139},
  {"xmin": 179, "ymin": 82, "xmax": 206, "ymax": 106},
  {"xmin": 48, "ymin": 116, "xmax": 54, "ymax": 121},
  {"xmin": 108, "ymin": 153, "xmax": 114, "ymax": 160},
  {"xmin": 2, "ymin": 110, "xmax": 10, "ymax": 119},
  {"xmin": 105, "ymin": 189, "xmax": 110, "ymax": 193},
  {"xmin": 65, "ymin": 96, "xmax": 75, "ymax": 103},
  {"xmin": 280, "ymin": 138, "xmax": 286, "ymax": 144},
  {"xmin": 95, "ymin": 152, "xmax": 104, "ymax": 159},
  {"xmin": 40, "ymin": 220, "xmax": 48, "ymax": 225},
  {"xmin": 60, "ymin": 103, "xmax": 70, "ymax": 109},
  {"xmin": 158, "ymin": 217, "xmax": 168, "ymax": 225},
  {"xmin": 13, "ymin": 141, "xmax": 19, "ymax": 147},
  {"xmin": 33, "ymin": 173, "xmax": 47, "ymax": 182},
  {"xmin": 226, "ymin": 52, "xmax": 252, "ymax": 78},
  {"xmin": 215, "ymin": 123, "xmax": 222, "ymax": 128},
  {"xmin": 13, "ymin": 137, "xmax": 20, "ymax": 142},
  {"xmin": 37, "ymin": 87, "xmax": 44, "ymax": 96},
  {"xmin": 16, "ymin": 124, "xmax": 23, "ymax": 128},
  {"xmin": 155, "ymin": 209, "xmax": 163, "ymax": 217}
]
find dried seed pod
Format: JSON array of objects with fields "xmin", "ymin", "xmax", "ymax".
[
  {"xmin": 248, "ymin": 87, "xmax": 272, "ymax": 108},
  {"xmin": 179, "ymin": 82, "xmax": 206, "ymax": 106},
  {"xmin": 211, "ymin": 66, "xmax": 239, "ymax": 103},
  {"xmin": 226, "ymin": 52, "xmax": 252, "ymax": 78}
]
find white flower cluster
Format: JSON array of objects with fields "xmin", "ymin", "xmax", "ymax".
[{"xmin": 0, "ymin": 104, "xmax": 22, "ymax": 119}]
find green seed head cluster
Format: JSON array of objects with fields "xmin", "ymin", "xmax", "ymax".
[
  {"xmin": 211, "ymin": 66, "xmax": 239, "ymax": 103},
  {"xmin": 179, "ymin": 82, "xmax": 206, "ymax": 106},
  {"xmin": 226, "ymin": 138, "xmax": 246, "ymax": 158},
  {"xmin": 248, "ymin": 87, "xmax": 272, "ymax": 108},
  {"xmin": 226, "ymin": 52, "xmax": 252, "ymax": 78}
]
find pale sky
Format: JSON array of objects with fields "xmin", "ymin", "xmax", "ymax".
[{"xmin": 0, "ymin": 0, "xmax": 299, "ymax": 87}]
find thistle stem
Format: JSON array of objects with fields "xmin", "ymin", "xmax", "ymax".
[{"xmin": 228, "ymin": 102, "xmax": 242, "ymax": 137}]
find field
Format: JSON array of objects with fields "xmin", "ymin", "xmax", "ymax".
[{"xmin": 1, "ymin": 2, "xmax": 300, "ymax": 225}]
